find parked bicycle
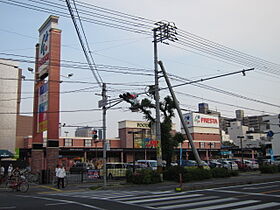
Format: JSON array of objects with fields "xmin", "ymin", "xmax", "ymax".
[
  {"xmin": 21, "ymin": 170, "xmax": 39, "ymax": 183},
  {"xmin": 5, "ymin": 177, "xmax": 29, "ymax": 192}
]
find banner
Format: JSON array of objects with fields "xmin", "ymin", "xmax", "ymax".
[{"xmin": 38, "ymin": 82, "xmax": 48, "ymax": 132}]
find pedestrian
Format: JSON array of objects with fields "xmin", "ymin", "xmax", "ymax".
[
  {"xmin": 0, "ymin": 165, "xmax": 4, "ymax": 176},
  {"xmin": 8, "ymin": 164, "xmax": 13, "ymax": 178},
  {"xmin": 0, "ymin": 165, "xmax": 5, "ymax": 183},
  {"xmin": 56, "ymin": 165, "xmax": 66, "ymax": 189}
]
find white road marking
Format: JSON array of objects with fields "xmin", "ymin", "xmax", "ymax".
[
  {"xmin": 190, "ymin": 200, "xmax": 259, "ymax": 210},
  {"xmin": 243, "ymin": 185, "xmax": 280, "ymax": 190},
  {"xmin": 0, "ymin": 207, "xmax": 16, "ymax": 209},
  {"xmin": 150, "ymin": 196, "xmax": 218, "ymax": 207},
  {"xmin": 17, "ymin": 195, "xmax": 105, "ymax": 210},
  {"xmin": 45, "ymin": 202, "xmax": 69, "ymax": 206},
  {"xmin": 159, "ymin": 198, "xmax": 236, "ymax": 209},
  {"xmin": 207, "ymin": 189, "xmax": 280, "ymax": 198},
  {"xmin": 234, "ymin": 202, "xmax": 280, "ymax": 210},
  {"xmin": 115, "ymin": 192, "xmax": 187, "ymax": 201},
  {"xmin": 125, "ymin": 194, "xmax": 202, "ymax": 204}
]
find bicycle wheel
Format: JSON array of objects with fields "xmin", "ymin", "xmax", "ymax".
[
  {"xmin": 5, "ymin": 180, "xmax": 14, "ymax": 192},
  {"xmin": 19, "ymin": 182, "xmax": 29, "ymax": 192}
]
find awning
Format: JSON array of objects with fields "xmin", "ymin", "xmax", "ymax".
[{"xmin": 0, "ymin": 150, "xmax": 14, "ymax": 158}]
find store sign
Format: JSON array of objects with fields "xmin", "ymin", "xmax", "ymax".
[
  {"xmin": 137, "ymin": 123, "xmax": 149, "ymax": 128},
  {"xmin": 38, "ymin": 23, "xmax": 51, "ymax": 79},
  {"xmin": 38, "ymin": 83, "xmax": 48, "ymax": 132},
  {"xmin": 183, "ymin": 113, "xmax": 219, "ymax": 128}
]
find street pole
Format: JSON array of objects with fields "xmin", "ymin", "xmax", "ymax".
[
  {"xmin": 158, "ymin": 60, "xmax": 203, "ymax": 166},
  {"xmin": 128, "ymin": 131, "xmax": 139, "ymax": 172},
  {"xmin": 153, "ymin": 28, "xmax": 163, "ymax": 171},
  {"xmin": 238, "ymin": 136, "xmax": 244, "ymax": 165},
  {"xmin": 102, "ymin": 83, "xmax": 107, "ymax": 187},
  {"xmin": 209, "ymin": 143, "xmax": 213, "ymax": 160}
]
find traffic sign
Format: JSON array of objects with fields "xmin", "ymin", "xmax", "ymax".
[
  {"xmin": 267, "ymin": 130, "xmax": 274, "ymax": 137},
  {"xmin": 98, "ymin": 99, "xmax": 107, "ymax": 108}
]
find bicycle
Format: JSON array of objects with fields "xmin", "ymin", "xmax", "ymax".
[
  {"xmin": 5, "ymin": 177, "xmax": 29, "ymax": 192},
  {"xmin": 22, "ymin": 171, "xmax": 39, "ymax": 183}
]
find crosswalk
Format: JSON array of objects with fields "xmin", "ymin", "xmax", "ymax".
[{"xmin": 48, "ymin": 190, "xmax": 280, "ymax": 209}]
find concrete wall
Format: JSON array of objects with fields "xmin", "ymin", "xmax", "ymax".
[{"xmin": 0, "ymin": 59, "xmax": 19, "ymax": 153}]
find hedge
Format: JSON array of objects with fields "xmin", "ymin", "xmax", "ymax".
[
  {"xmin": 126, "ymin": 169, "xmax": 161, "ymax": 184},
  {"xmin": 163, "ymin": 166, "xmax": 239, "ymax": 183},
  {"xmin": 259, "ymin": 165, "xmax": 279, "ymax": 173}
]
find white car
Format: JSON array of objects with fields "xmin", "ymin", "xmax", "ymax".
[
  {"xmin": 244, "ymin": 160, "xmax": 259, "ymax": 169},
  {"xmin": 219, "ymin": 160, "xmax": 239, "ymax": 170},
  {"xmin": 136, "ymin": 160, "xmax": 158, "ymax": 170}
]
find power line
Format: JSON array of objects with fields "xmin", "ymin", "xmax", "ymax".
[{"xmin": 66, "ymin": 0, "xmax": 103, "ymax": 87}]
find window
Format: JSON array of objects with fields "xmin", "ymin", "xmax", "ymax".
[
  {"xmin": 84, "ymin": 139, "xmax": 92, "ymax": 147},
  {"xmin": 200, "ymin": 142, "xmax": 205, "ymax": 148},
  {"xmin": 64, "ymin": 138, "xmax": 73, "ymax": 146}
]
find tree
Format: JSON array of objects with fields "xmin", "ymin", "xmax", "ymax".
[{"xmin": 122, "ymin": 95, "xmax": 184, "ymax": 166}]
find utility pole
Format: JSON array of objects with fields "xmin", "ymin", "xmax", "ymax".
[
  {"xmin": 102, "ymin": 83, "xmax": 107, "ymax": 187},
  {"xmin": 153, "ymin": 21, "xmax": 177, "ymax": 171},
  {"xmin": 237, "ymin": 136, "xmax": 244, "ymax": 166},
  {"xmin": 158, "ymin": 60, "xmax": 203, "ymax": 166}
]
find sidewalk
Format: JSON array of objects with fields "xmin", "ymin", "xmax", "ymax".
[{"xmin": 2, "ymin": 171, "xmax": 280, "ymax": 194}]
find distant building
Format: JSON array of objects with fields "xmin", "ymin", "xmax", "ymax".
[
  {"xmin": 0, "ymin": 59, "xmax": 20, "ymax": 153},
  {"xmin": 227, "ymin": 121, "xmax": 266, "ymax": 148},
  {"xmin": 0, "ymin": 59, "xmax": 32, "ymax": 155},
  {"xmin": 182, "ymin": 112, "xmax": 221, "ymax": 160},
  {"xmin": 263, "ymin": 115, "xmax": 280, "ymax": 157},
  {"xmin": 75, "ymin": 127, "xmax": 93, "ymax": 137}
]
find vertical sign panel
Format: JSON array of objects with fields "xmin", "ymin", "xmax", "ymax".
[{"xmin": 38, "ymin": 82, "xmax": 48, "ymax": 132}]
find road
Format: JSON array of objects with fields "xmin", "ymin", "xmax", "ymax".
[{"xmin": 1, "ymin": 181, "xmax": 280, "ymax": 209}]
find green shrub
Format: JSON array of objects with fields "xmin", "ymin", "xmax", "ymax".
[
  {"xmin": 260, "ymin": 165, "xmax": 279, "ymax": 173},
  {"xmin": 183, "ymin": 168, "xmax": 212, "ymax": 182},
  {"xmin": 163, "ymin": 166, "xmax": 184, "ymax": 181},
  {"xmin": 126, "ymin": 169, "xmax": 161, "ymax": 184},
  {"xmin": 229, "ymin": 170, "xmax": 239, "ymax": 177},
  {"xmin": 211, "ymin": 168, "xmax": 230, "ymax": 178}
]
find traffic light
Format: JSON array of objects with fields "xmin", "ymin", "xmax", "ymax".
[
  {"xmin": 119, "ymin": 92, "xmax": 139, "ymax": 112},
  {"xmin": 92, "ymin": 130, "xmax": 98, "ymax": 142},
  {"xmin": 119, "ymin": 92, "xmax": 137, "ymax": 101}
]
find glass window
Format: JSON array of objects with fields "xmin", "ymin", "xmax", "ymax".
[
  {"xmin": 200, "ymin": 142, "xmax": 205, "ymax": 148},
  {"xmin": 64, "ymin": 138, "xmax": 72, "ymax": 146},
  {"xmin": 84, "ymin": 139, "xmax": 92, "ymax": 147}
]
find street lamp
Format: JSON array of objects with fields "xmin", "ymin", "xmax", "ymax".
[
  {"xmin": 64, "ymin": 131, "xmax": 69, "ymax": 137},
  {"xmin": 128, "ymin": 131, "xmax": 140, "ymax": 172},
  {"xmin": 237, "ymin": 136, "xmax": 245, "ymax": 165}
]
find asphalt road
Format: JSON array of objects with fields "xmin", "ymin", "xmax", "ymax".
[{"xmin": 1, "ymin": 180, "xmax": 280, "ymax": 209}]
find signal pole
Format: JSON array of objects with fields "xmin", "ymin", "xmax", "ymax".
[{"xmin": 153, "ymin": 22, "xmax": 178, "ymax": 171}]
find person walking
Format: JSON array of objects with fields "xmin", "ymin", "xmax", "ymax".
[
  {"xmin": 7, "ymin": 164, "xmax": 13, "ymax": 178},
  {"xmin": 0, "ymin": 165, "xmax": 5, "ymax": 183},
  {"xmin": 56, "ymin": 165, "xmax": 66, "ymax": 189}
]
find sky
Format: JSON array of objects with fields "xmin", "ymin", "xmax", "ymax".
[{"xmin": 0, "ymin": 0, "xmax": 280, "ymax": 138}]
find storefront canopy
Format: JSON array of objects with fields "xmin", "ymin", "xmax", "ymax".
[{"xmin": 0, "ymin": 150, "xmax": 14, "ymax": 158}]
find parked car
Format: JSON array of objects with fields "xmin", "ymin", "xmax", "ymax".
[
  {"xmin": 136, "ymin": 160, "xmax": 158, "ymax": 170},
  {"xmin": 178, "ymin": 160, "xmax": 197, "ymax": 167},
  {"xmin": 69, "ymin": 162, "xmax": 94, "ymax": 174},
  {"xmin": 100, "ymin": 162, "xmax": 127, "ymax": 179},
  {"xmin": 218, "ymin": 160, "xmax": 239, "ymax": 170},
  {"xmin": 244, "ymin": 160, "xmax": 259, "ymax": 170},
  {"xmin": 233, "ymin": 159, "xmax": 247, "ymax": 170},
  {"xmin": 179, "ymin": 160, "xmax": 209, "ymax": 169},
  {"xmin": 208, "ymin": 160, "xmax": 222, "ymax": 169}
]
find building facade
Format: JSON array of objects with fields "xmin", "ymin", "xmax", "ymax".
[
  {"xmin": 0, "ymin": 59, "xmax": 20, "ymax": 153},
  {"xmin": 182, "ymin": 112, "xmax": 222, "ymax": 160}
]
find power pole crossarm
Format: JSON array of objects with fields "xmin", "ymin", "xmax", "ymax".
[{"xmin": 158, "ymin": 60, "xmax": 203, "ymax": 167}]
